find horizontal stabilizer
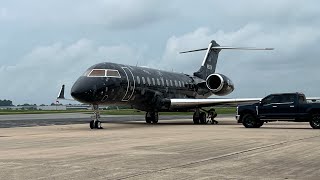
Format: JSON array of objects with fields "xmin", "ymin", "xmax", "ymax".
[{"xmin": 180, "ymin": 46, "xmax": 274, "ymax": 54}]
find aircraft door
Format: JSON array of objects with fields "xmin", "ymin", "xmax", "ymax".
[{"xmin": 121, "ymin": 67, "xmax": 135, "ymax": 101}]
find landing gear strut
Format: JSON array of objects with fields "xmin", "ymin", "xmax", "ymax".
[
  {"xmin": 90, "ymin": 105, "xmax": 103, "ymax": 129},
  {"xmin": 145, "ymin": 112, "xmax": 159, "ymax": 124},
  {"xmin": 193, "ymin": 108, "xmax": 218, "ymax": 125}
]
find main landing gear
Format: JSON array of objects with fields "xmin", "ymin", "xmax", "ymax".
[
  {"xmin": 145, "ymin": 112, "xmax": 159, "ymax": 124},
  {"xmin": 90, "ymin": 105, "xmax": 103, "ymax": 129},
  {"xmin": 193, "ymin": 108, "xmax": 218, "ymax": 125}
]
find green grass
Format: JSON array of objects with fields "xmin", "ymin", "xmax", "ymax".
[
  {"xmin": 0, "ymin": 107, "xmax": 236, "ymax": 115},
  {"xmin": 0, "ymin": 110, "xmax": 90, "ymax": 115}
]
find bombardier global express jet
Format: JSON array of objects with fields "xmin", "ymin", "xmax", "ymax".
[{"xmin": 57, "ymin": 40, "xmax": 273, "ymax": 129}]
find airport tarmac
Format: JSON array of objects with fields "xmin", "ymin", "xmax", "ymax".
[{"xmin": 1, "ymin": 114, "xmax": 320, "ymax": 180}]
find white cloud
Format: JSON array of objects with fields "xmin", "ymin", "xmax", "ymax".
[
  {"xmin": 2, "ymin": 0, "xmax": 174, "ymax": 30},
  {"xmin": 158, "ymin": 24, "xmax": 320, "ymax": 97},
  {"xmin": 0, "ymin": 8, "xmax": 8, "ymax": 19},
  {"xmin": 0, "ymin": 39, "xmax": 144, "ymax": 104}
]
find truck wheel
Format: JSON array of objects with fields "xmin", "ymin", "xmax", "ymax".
[
  {"xmin": 242, "ymin": 114, "xmax": 258, "ymax": 128},
  {"xmin": 310, "ymin": 113, "xmax": 320, "ymax": 129},
  {"xmin": 255, "ymin": 121, "xmax": 264, "ymax": 128}
]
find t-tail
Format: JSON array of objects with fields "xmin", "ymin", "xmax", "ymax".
[{"xmin": 180, "ymin": 40, "xmax": 274, "ymax": 80}]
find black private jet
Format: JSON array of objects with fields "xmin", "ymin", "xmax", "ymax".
[{"xmin": 57, "ymin": 40, "xmax": 273, "ymax": 129}]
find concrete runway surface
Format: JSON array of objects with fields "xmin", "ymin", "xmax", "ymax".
[{"xmin": 1, "ymin": 113, "xmax": 320, "ymax": 180}]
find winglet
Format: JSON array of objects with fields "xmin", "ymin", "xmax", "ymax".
[{"xmin": 57, "ymin": 85, "xmax": 65, "ymax": 99}]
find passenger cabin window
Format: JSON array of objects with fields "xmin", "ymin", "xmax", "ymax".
[
  {"xmin": 137, "ymin": 76, "xmax": 140, "ymax": 84},
  {"xmin": 178, "ymin": 81, "xmax": 181, "ymax": 87},
  {"xmin": 147, "ymin": 77, "xmax": 151, "ymax": 85},
  {"xmin": 166, "ymin": 80, "xmax": 169, "ymax": 86},
  {"xmin": 174, "ymin": 80, "xmax": 178, "ymax": 87},
  {"xmin": 88, "ymin": 69, "xmax": 105, "ymax": 77},
  {"xmin": 170, "ymin": 80, "xmax": 173, "ymax": 87},
  {"xmin": 152, "ymin": 78, "xmax": 155, "ymax": 85},
  {"xmin": 142, "ymin": 77, "xmax": 146, "ymax": 84},
  {"xmin": 161, "ymin": 78, "xmax": 164, "ymax": 86},
  {"xmin": 157, "ymin": 79, "xmax": 160, "ymax": 86},
  {"xmin": 106, "ymin": 70, "xmax": 121, "ymax": 78}
]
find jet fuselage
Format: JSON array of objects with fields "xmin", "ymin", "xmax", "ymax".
[{"xmin": 71, "ymin": 62, "xmax": 213, "ymax": 112}]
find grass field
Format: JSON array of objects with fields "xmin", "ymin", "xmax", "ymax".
[{"xmin": 0, "ymin": 107, "xmax": 236, "ymax": 115}]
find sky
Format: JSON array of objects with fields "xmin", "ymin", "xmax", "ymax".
[{"xmin": 1, "ymin": 0, "xmax": 320, "ymax": 105}]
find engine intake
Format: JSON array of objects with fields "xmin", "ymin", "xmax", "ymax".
[{"xmin": 206, "ymin": 73, "xmax": 234, "ymax": 96}]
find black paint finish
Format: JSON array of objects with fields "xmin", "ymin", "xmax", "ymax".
[{"xmin": 71, "ymin": 62, "xmax": 229, "ymax": 112}]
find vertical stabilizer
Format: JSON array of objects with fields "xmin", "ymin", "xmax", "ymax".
[
  {"xmin": 193, "ymin": 40, "xmax": 221, "ymax": 79},
  {"xmin": 179, "ymin": 40, "xmax": 273, "ymax": 80}
]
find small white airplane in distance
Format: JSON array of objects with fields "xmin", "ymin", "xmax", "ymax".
[{"xmin": 58, "ymin": 40, "xmax": 274, "ymax": 129}]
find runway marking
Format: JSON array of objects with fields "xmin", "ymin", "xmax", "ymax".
[{"xmin": 113, "ymin": 134, "xmax": 320, "ymax": 180}]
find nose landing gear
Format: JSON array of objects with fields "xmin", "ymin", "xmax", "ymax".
[{"xmin": 90, "ymin": 105, "xmax": 103, "ymax": 129}]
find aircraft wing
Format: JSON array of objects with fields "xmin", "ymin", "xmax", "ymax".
[
  {"xmin": 169, "ymin": 98, "xmax": 262, "ymax": 109},
  {"xmin": 169, "ymin": 96, "xmax": 320, "ymax": 109}
]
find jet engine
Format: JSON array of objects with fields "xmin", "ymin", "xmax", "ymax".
[{"xmin": 206, "ymin": 73, "xmax": 234, "ymax": 96}]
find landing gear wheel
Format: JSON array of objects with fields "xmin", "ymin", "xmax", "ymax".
[
  {"xmin": 242, "ymin": 114, "xmax": 258, "ymax": 128},
  {"xmin": 95, "ymin": 120, "xmax": 103, "ymax": 129},
  {"xmin": 145, "ymin": 112, "xmax": 159, "ymax": 124},
  {"xmin": 193, "ymin": 112, "xmax": 200, "ymax": 124},
  {"xmin": 90, "ymin": 120, "xmax": 95, "ymax": 129},
  {"xmin": 90, "ymin": 105, "xmax": 103, "ymax": 129},
  {"xmin": 152, "ymin": 112, "xmax": 159, "ymax": 124},
  {"xmin": 200, "ymin": 112, "xmax": 207, "ymax": 124},
  {"xmin": 145, "ymin": 114, "xmax": 152, "ymax": 124},
  {"xmin": 310, "ymin": 113, "xmax": 320, "ymax": 129}
]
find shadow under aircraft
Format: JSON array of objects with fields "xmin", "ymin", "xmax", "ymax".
[{"xmin": 57, "ymin": 40, "xmax": 273, "ymax": 129}]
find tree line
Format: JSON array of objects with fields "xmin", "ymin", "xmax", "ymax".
[{"xmin": 0, "ymin": 99, "xmax": 13, "ymax": 106}]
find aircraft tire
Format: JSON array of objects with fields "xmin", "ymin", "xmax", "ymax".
[
  {"xmin": 200, "ymin": 112, "xmax": 207, "ymax": 124},
  {"xmin": 242, "ymin": 114, "xmax": 258, "ymax": 128},
  {"xmin": 90, "ymin": 120, "xmax": 95, "ymax": 129},
  {"xmin": 152, "ymin": 112, "xmax": 159, "ymax": 124},
  {"xmin": 310, "ymin": 113, "xmax": 320, "ymax": 129},
  {"xmin": 95, "ymin": 120, "xmax": 103, "ymax": 129},
  {"xmin": 145, "ymin": 112, "xmax": 152, "ymax": 124},
  {"xmin": 193, "ymin": 113, "xmax": 200, "ymax": 124}
]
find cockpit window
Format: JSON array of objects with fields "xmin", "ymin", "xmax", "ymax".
[
  {"xmin": 87, "ymin": 69, "xmax": 121, "ymax": 78},
  {"xmin": 88, "ymin": 69, "xmax": 105, "ymax": 77},
  {"xmin": 106, "ymin": 70, "xmax": 121, "ymax": 78}
]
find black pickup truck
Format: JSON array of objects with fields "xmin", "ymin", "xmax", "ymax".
[{"xmin": 236, "ymin": 93, "xmax": 320, "ymax": 129}]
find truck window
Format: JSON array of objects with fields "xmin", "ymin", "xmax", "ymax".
[
  {"xmin": 299, "ymin": 95, "xmax": 306, "ymax": 104},
  {"xmin": 262, "ymin": 95, "xmax": 281, "ymax": 105},
  {"xmin": 280, "ymin": 94, "xmax": 295, "ymax": 104}
]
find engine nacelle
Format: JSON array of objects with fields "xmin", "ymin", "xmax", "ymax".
[{"xmin": 206, "ymin": 73, "xmax": 234, "ymax": 96}]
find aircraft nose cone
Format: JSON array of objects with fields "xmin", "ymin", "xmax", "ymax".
[{"xmin": 71, "ymin": 77, "xmax": 96, "ymax": 103}]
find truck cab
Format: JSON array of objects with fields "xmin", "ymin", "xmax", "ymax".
[{"xmin": 236, "ymin": 93, "xmax": 320, "ymax": 129}]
